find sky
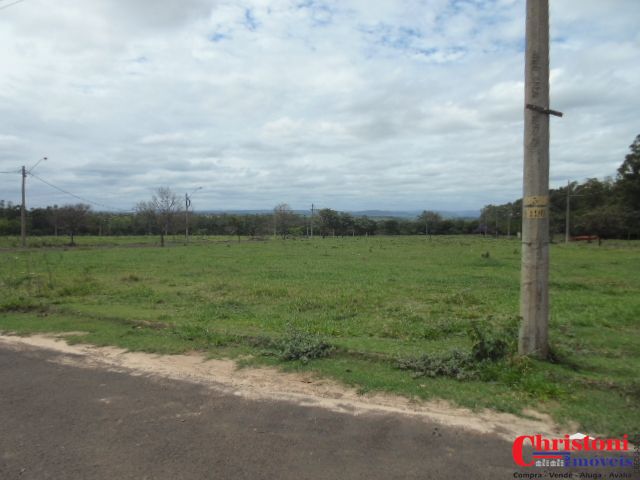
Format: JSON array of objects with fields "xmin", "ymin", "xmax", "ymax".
[{"xmin": 0, "ymin": 0, "xmax": 639, "ymax": 213}]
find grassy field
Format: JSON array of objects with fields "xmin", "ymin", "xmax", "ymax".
[
  {"xmin": 0, "ymin": 234, "xmax": 224, "ymax": 249},
  {"xmin": 1, "ymin": 235, "xmax": 638, "ymax": 436}
]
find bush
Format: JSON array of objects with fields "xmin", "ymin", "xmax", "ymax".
[
  {"xmin": 396, "ymin": 317, "xmax": 519, "ymax": 379},
  {"xmin": 468, "ymin": 317, "xmax": 518, "ymax": 361},
  {"xmin": 275, "ymin": 327, "xmax": 334, "ymax": 363}
]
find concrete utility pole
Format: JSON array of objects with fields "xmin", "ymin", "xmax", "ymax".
[
  {"xmin": 20, "ymin": 166, "xmax": 26, "ymax": 247},
  {"xmin": 519, "ymin": 0, "xmax": 562, "ymax": 359}
]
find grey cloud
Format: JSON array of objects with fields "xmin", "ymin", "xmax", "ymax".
[{"xmin": 0, "ymin": 0, "xmax": 638, "ymax": 211}]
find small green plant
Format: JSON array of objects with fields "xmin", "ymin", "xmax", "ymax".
[
  {"xmin": 274, "ymin": 326, "xmax": 334, "ymax": 363},
  {"xmin": 468, "ymin": 317, "xmax": 518, "ymax": 361}
]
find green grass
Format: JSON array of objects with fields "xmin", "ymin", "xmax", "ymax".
[
  {"xmin": 0, "ymin": 234, "xmax": 236, "ymax": 249},
  {"xmin": 1, "ymin": 235, "xmax": 639, "ymax": 436}
]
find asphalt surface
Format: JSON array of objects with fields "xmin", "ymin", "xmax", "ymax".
[{"xmin": 0, "ymin": 343, "xmax": 635, "ymax": 480}]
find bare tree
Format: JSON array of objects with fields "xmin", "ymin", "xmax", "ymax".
[{"xmin": 137, "ymin": 187, "xmax": 181, "ymax": 247}]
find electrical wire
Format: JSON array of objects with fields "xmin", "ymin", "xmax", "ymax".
[
  {"xmin": 28, "ymin": 172, "xmax": 133, "ymax": 212},
  {"xmin": 0, "ymin": 0, "xmax": 26, "ymax": 11}
]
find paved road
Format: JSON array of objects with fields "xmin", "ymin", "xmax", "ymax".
[{"xmin": 0, "ymin": 343, "xmax": 631, "ymax": 480}]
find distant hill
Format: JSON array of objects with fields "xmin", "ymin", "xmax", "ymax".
[
  {"xmin": 349, "ymin": 210, "xmax": 480, "ymax": 219},
  {"xmin": 199, "ymin": 209, "xmax": 480, "ymax": 219}
]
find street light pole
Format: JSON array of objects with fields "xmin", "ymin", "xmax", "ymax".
[
  {"xmin": 20, "ymin": 157, "xmax": 47, "ymax": 248},
  {"xmin": 184, "ymin": 187, "xmax": 202, "ymax": 244}
]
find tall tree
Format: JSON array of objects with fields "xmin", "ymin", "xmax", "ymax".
[
  {"xmin": 617, "ymin": 134, "xmax": 640, "ymax": 211},
  {"xmin": 273, "ymin": 203, "xmax": 297, "ymax": 238},
  {"xmin": 317, "ymin": 208, "xmax": 340, "ymax": 237}
]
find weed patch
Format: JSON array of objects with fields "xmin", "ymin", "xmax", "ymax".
[
  {"xmin": 396, "ymin": 317, "xmax": 519, "ymax": 379},
  {"xmin": 468, "ymin": 316, "xmax": 518, "ymax": 361},
  {"xmin": 396, "ymin": 349, "xmax": 478, "ymax": 379},
  {"xmin": 271, "ymin": 326, "xmax": 335, "ymax": 363}
]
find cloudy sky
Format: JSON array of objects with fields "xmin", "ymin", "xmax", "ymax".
[{"xmin": 0, "ymin": 0, "xmax": 638, "ymax": 212}]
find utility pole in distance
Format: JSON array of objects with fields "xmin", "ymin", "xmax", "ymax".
[
  {"xmin": 565, "ymin": 180, "xmax": 571, "ymax": 244},
  {"xmin": 310, "ymin": 203, "xmax": 314, "ymax": 239},
  {"xmin": 184, "ymin": 187, "xmax": 202, "ymax": 244},
  {"xmin": 519, "ymin": 0, "xmax": 562, "ymax": 358},
  {"xmin": 20, "ymin": 156, "xmax": 47, "ymax": 248},
  {"xmin": 20, "ymin": 166, "xmax": 26, "ymax": 247},
  {"xmin": 564, "ymin": 180, "xmax": 582, "ymax": 244},
  {"xmin": 184, "ymin": 193, "xmax": 191, "ymax": 243}
]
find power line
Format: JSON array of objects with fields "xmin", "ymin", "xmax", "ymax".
[
  {"xmin": 26, "ymin": 156, "xmax": 47, "ymax": 173},
  {"xmin": 0, "ymin": 0, "xmax": 27, "ymax": 11},
  {"xmin": 0, "ymin": 168, "xmax": 21, "ymax": 174},
  {"xmin": 28, "ymin": 172, "xmax": 133, "ymax": 212}
]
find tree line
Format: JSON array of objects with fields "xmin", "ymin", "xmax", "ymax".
[
  {"xmin": 1, "ymin": 134, "xmax": 638, "ymax": 243},
  {"xmin": 0, "ymin": 198, "xmax": 481, "ymax": 242},
  {"xmin": 481, "ymin": 134, "xmax": 640, "ymax": 239}
]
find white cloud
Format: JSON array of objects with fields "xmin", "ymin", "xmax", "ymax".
[{"xmin": 0, "ymin": 0, "xmax": 638, "ymax": 211}]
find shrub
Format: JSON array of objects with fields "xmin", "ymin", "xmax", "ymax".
[
  {"xmin": 396, "ymin": 317, "xmax": 519, "ymax": 379},
  {"xmin": 275, "ymin": 326, "xmax": 334, "ymax": 363},
  {"xmin": 468, "ymin": 317, "xmax": 518, "ymax": 361}
]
